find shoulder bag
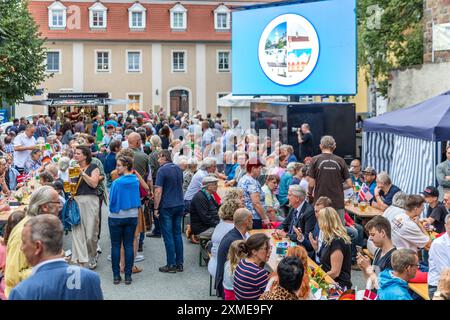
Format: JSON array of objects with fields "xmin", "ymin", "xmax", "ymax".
[{"xmin": 62, "ymin": 176, "xmax": 83, "ymax": 230}]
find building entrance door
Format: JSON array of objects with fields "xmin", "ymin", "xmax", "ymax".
[{"xmin": 169, "ymin": 89, "xmax": 189, "ymax": 114}]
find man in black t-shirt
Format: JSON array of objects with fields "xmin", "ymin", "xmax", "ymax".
[
  {"xmin": 307, "ymin": 135, "xmax": 352, "ymax": 223},
  {"xmin": 423, "ymin": 186, "xmax": 448, "ymax": 233},
  {"xmin": 297, "ymin": 123, "xmax": 314, "ymax": 162},
  {"xmin": 357, "ymin": 216, "xmax": 396, "ymax": 285}
]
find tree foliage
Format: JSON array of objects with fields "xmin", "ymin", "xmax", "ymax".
[
  {"xmin": 357, "ymin": 0, "xmax": 423, "ymax": 96},
  {"xmin": 0, "ymin": 0, "xmax": 48, "ymax": 105}
]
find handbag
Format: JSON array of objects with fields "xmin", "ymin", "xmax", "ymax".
[{"xmin": 62, "ymin": 175, "xmax": 83, "ymax": 230}]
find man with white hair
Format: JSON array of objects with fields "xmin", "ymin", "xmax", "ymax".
[
  {"xmin": 184, "ymin": 157, "xmax": 217, "ymax": 205},
  {"xmin": 4, "ymin": 186, "xmax": 61, "ymax": 298},
  {"xmin": 383, "ymin": 191, "xmax": 408, "ymax": 223},
  {"xmin": 307, "ymin": 135, "xmax": 352, "ymax": 223},
  {"xmin": 372, "ymin": 171, "xmax": 401, "ymax": 212},
  {"xmin": 276, "ymin": 185, "xmax": 315, "ymax": 243}
]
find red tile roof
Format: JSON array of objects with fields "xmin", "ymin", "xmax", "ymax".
[{"xmin": 29, "ymin": 1, "xmax": 255, "ymax": 41}]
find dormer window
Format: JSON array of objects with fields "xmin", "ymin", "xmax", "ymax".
[
  {"xmin": 128, "ymin": 2, "xmax": 146, "ymax": 30},
  {"xmin": 89, "ymin": 2, "xmax": 107, "ymax": 29},
  {"xmin": 48, "ymin": 1, "xmax": 67, "ymax": 29},
  {"xmin": 170, "ymin": 3, "xmax": 187, "ymax": 30},
  {"xmin": 214, "ymin": 4, "xmax": 230, "ymax": 30}
]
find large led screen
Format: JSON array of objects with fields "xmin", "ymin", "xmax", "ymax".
[{"xmin": 232, "ymin": 0, "xmax": 357, "ymax": 95}]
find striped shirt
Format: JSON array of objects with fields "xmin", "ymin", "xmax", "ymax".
[{"xmin": 233, "ymin": 259, "xmax": 269, "ymax": 300}]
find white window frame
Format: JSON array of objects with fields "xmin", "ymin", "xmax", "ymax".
[
  {"xmin": 126, "ymin": 50, "xmax": 142, "ymax": 73},
  {"xmin": 48, "ymin": 1, "xmax": 67, "ymax": 29},
  {"xmin": 46, "ymin": 49, "xmax": 62, "ymax": 74},
  {"xmin": 170, "ymin": 3, "xmax": 187, "ymax": 30},
  {"xmin": 128, "ymin": 2, "xmax": 147, "ymax": 30},
  {"xmin": 89, "ymin": 2, "xmax": 108, "ymax": 29},
  {"xmin": 126, "ymin": 93, "xmax": 143, "ymax": 111},
  {"xmin": 171, "ymin": 50, "xmax": 187, "ymax": 73},
  {"xmin": 216, "ymin": 50, "xmax": 231, "ymax": 73},
  {"xmin": 95, "ymin": 49, "xmax": 112, "ymax": 73},
  {"xmin": 214, "ymin": 5, "xmax": 230, "ymax": 30}
]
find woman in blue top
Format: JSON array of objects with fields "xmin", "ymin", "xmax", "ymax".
[{"xmin": 108, "ymin": 156, "xmax": 143, "ymax": 285}]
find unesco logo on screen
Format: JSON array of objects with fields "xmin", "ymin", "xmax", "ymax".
[{"xmin": 258, "ymin": 14, "xmax": 319, "ymax": 86}]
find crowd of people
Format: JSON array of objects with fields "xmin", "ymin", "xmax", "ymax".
[{"xmin": 0, "ymin": 109, "xmax": 448, "ymax": 301}]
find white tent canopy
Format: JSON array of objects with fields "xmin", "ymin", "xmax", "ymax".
[
  {"xmin": 217, "ymin": 94, "xmax": 289, "ymax": 130},
  {"xmin": 218, "ymin": 94, "xmax": 288, "ymax": 107}
]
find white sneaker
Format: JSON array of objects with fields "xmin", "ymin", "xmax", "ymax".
[
  {"xmin": 134, "ymin": 255, "xmax": 145, "ymax": 263},
  {"xmin": 107, "ymin": 254, "xmax": 111, "ymax": 261},
  {"xmin": 88, "ymin": 258, "xmax": 97, "ymax": 270}
]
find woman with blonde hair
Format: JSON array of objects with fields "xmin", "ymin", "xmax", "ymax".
[
  {"xmin": 222, "ymin": 188, "xmax": 244, "ymax": 206},
  {"xmin": 208, "ymin": 198, "xmax": 243, "ymax": 278},
  {"xmin": 316, "ymin": 207, "xmax": 352, "ymax": 289},
  {"xmin": 286, "ymin": 246, "xmax": 312, "ymax": 299},
  {"xmin": 222, "ymin": 240, "xmax": 247, "ymax": 300}
]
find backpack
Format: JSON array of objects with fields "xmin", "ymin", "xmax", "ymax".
[{"xmin": 61, "ymin": 176, "xmax": 83, "ymax": 231}]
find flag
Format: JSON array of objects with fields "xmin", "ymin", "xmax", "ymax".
[
  {"xmin": 358, "ymin": 183, "xmax": 373, "ymax": 202},
  {"xmin": 363, "ymin": 289, "xmax": 378, "ymax": 300}
]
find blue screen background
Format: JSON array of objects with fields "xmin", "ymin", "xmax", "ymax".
[{"xmin": 232, "ymin": 0, "xmax": 357, "ymax": 95}]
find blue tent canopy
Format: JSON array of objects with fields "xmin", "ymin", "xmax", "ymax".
[{"xmin": 364, "ymin": 90, "xmax": 450, "ymax": 141}]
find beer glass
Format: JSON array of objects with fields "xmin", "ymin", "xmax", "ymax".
[
  {"xmin": 63, "ymin": 181, "xmax": 71, "ymax": 193},
  {"xmin": 68, "ymin": 167, "xmax": 75, "ymax": 179},
  {"xmin": 70, "ymin": 182, "xmax": 77, "ymax": 194},
  {"xmin": 73, "ymin": 166, "xmax": 81, "ymax": 177},
  {"xmin": 359, "ymin": 201, "xmax": 368, "ymax": 213}
]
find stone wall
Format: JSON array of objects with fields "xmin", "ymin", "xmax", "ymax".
[
  {"xmin": 388, "ymin": 62, "xmax": 450, "ymax": 110},
  {"xmin": 424, "ymin": 0, "xmax": 450, "ymax": 63}
]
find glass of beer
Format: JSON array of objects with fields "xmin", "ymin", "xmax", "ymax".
[
  {"xmin": 73, "ymin": 165, "xmax": 81, "ymax": 177},
  {"xmin": 70, "ymin": 182, "xmax": 77, "ymax": 194},
  {"xmin": 68, "ymin": 167, "xmax": 75, "ymax": 179},
  {"xmin": 359, "ymin": 201, "xmax": 368, "ymax": 213},
  {"xmin": 63, "ymin": 181, "xmax": 71, "ymax": 193}
]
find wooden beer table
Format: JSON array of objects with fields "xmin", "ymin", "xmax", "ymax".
[
  {"xmin": 345, "ymin": 204, "xmax": 383, "ymax": 218},
  {"xmin": 249, "ymin": 229, "xmax": 335, "ymax": 285},
  {"xmin": 217, "ymin": 179, "xmax": 231, "ymax": 199},
  {"xmin": 0, "ymin": 205, "xmax": 28, "ymax": 222},
  {"xmin": 408, "ymin": 283, "xmax": 430, "ymax": 300}
]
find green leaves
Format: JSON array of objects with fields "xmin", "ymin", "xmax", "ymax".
[
  {"xmin": 0, "ymin": 0, "xmax": 48, "ymax": 105},
  {"xmin": 357, "ymin": 0, "xmax": 423, "ymax": 97}
]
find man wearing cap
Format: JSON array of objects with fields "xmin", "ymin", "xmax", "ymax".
[
  {"xmin": 189, "ymin": 175, "xmax": 220, "ymax": 242},
  {"xmin": 362, "ymin": 167, "xmax": 377, "ymax": 199},
  {"xmin": 423, "ymin": 186, "xmax": 448, "ymax": 234}
]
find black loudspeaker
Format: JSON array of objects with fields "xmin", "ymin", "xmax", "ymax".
[
  {"xmin": 287, "ymin": 103, "xmax": 356, "ymax": 163},
  {"xmin": 250, "ymin": 102, "xmax": 356, "ymax": 164}
]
